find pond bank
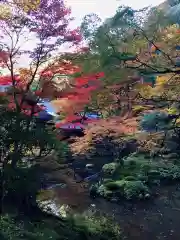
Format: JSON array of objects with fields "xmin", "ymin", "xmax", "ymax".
[{"xmin": 39, "ymin": 183, "xmax": 180, "ymax": 240}]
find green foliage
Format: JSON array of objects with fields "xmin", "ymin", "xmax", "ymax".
[
  {"xmin": 166, "ymin": 107, "xmax": 179, "ymax": 115},
  {"xmin": 140, "ymin": 111, "xmax": 171, "ymax": 132},
  {"xmin": 80, "ymin": 13, "xmax": 102, "ymax": 42},
  {"xmin": 168, "ymin": 3, "xmax": 180, "ymax": 24},
  {"xmin": 0, "ymin": 213, "xmax": 121, "ymax": 240},
  {"xmin": 0, "ymin": 214, "xmax": 25, "ymax": 240},
  {"xmin": 132, "ymin": 105, "xmax": 148, "ymax": 114},
  {"xmin": 102, "ymin": 163, "xmax": 119, "ymax": 176},
  {"xmin": 158, "ymin": 165, "xmax": 180, "ymax": 180},
  {"xmin": 101, "ymin": 179, "xmax": 149, "ymax": 200},
  {"xmin": 98, "ymin": 153, "xmax": 180, "ymax": 201},
  {"xmin": 55, "ymin": 141, "xmax": 71, "ymax": 162},
  {"xmin": 122, "ymin": 154, "xmax": 180, "ymax": 183},
  {"xmin": 98, "ymin": 185, "xmax": 113, "ymax": 199},
  {"xmin": 69, "ymin": 214, "xmax": 121, "ymax": 240},
  {"xmin": 116, "ymin": 180, "xmax": 149, "ymax": 200},
  {"xmin": 123, "ymin": 176, "xmax": 137, "ymax": 181},
  {"xmin": 2, "ymin": 165, "xmax": 41, "ymax": 210},
  {"xmin": 0, "ymin": 109, "xmax": 58, "ymax": 167},
  {"xmin": 105, "ymin": 181, "xmax": 121, "ymax": 191}
]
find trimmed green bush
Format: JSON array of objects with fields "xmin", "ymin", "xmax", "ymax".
[
  {"xmin": 116, "ymin": 180, "xmax": 150, "ymax": 200},
  {"xmin": 105, "ymin": 181, "xmax": 121, "ymax": 191},
  {"xmin": 102, "ymin": 163, "xmax": 119, "ymax": 177},
  {"xmin": 124, "ymin": 176, "xmax": 137, "ymax": 181}
]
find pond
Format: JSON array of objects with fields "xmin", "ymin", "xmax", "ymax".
[{"xmin": 38, "ymin": 183, "xmax": 180, "ymax": 240}]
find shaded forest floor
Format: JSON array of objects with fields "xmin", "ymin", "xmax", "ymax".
[
  {"xmin": 94, "ymin": 184, "xmax": 180, "ymax": 240},
  {"xmin": 39, "ymin": 179, "xmax": 180, "ymax": 239}
]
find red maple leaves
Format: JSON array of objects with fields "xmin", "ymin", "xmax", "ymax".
[
  {"xmin": 0, "ymin": 75, "xmax": 21, "ymax": 85},
  {"xmin": 0, "ymin": 61, "xmax": 104, "ymax": 128},
  {"xmin": 52, "ymin": 72, "xmax": 104, "ymax": 127}
]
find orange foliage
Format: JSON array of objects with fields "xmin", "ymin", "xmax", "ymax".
[
  {"xmin": 0, "ymin": 59, "xmax": 104, "ymax": 123},
  {"xmin": 70, "ymin": 116, "xmax": 138, "ymax": 156}
]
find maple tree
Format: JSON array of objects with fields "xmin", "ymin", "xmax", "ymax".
[
  {"xmin": 0, "ymin": 0, "xmax": 106, "ymax": 215},
  {"xmin": 0, "ymin": 0, "xmax": 105, "ymax": 173},
  {"xmin": 77, "ymin": 6, "xmax": 180, "ymax": 115}
]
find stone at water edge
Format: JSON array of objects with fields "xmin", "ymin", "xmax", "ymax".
[{"xmin": 38, "ymin": 199, "xmax": 72, "ymax": 218}]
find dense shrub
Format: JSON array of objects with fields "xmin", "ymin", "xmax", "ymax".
[
  {"xmin": 98, "ymin": 185, "xmax": 113, "ymax": 199},
  {"xmin": 140, "ymin": 111, "xmax": 171, "ymax": 132},
  {"xmin": 102, "ymin": 163, "xmax": 119, "ymax": 177},
  {"xmin": 158, "ymin": 165, "xmax": 180, "ymax": 180},
  {"xmin": 123, "ymin": 176, "xmax": 137, "ymax": 181},
  {"xmin": 123, "ymin": 154, "xmax": 180, "ymax": 183},
  {"xmin": 1, "ymin": 165, "xmax": 41, "ymax": 212},
  {"xmin": 105, "ymin": 181, "xmax": 121, "ymax": 191},
  {"xmin": 70, "ymin": 214, "xmax": 121, "ymax": 240},
  {"xmin": 70, "ymin": 119, "xmax": 138, "ymax": 171},
  {"xmin": 116, "ymin": 180, "xmax": 150, "ymax": 200},
  {"xmin": 99, "ymin": 179, "xmax": 150, "ymax": 200},
  {"xmin": 0, "ymin": 213, "xmax": 121, "ymax": 240},
  {"xmin": 98, "ymin": 153, "xmax": 180, "ymax": 201}
]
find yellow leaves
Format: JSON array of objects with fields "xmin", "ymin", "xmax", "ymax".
[
  {"xmin": 175, "ymin": 118, "xmax": 180, "ymax": 127},
  {"xmin": 19, "ymin": 68, "xmax": 32, "ymax": 80},
  {"xmin": 156, "ymin": 75, "xmax": 168, "ymax": 86},
  {"xmin": 165, "ymin": 107, "xmax": 179, "ymax": 115},
  {"xmin": 13, "ymin": 0, "xmax": 40, "ymax": 12},
  {"xmin": 0, "ymin": 4, "xmax": 12, "ymax": 20},
  {"xmin": 132, "ymin": 105, "xmax": 148, "ymax": 114},
  {"xmin": 136, "ymin": 84, "xmax": 153, "ymax": 98},
  {"xmin": 137, "ymin": 73, "xmax": 180, "ymax": 102},
  {"xmin": 19, "ymin": 68, "xmax": 31, "ymax": 75},
  {"xmin": 162, "ymin": 25, "xmax": 180, "ymax": 47},
  {"xmin": 140, "ymin": 74, "xmax": 174, "ymax": 98},
  {"xmin": 155, "ymin": 74, "xmax": 173, "ymax": 87}
]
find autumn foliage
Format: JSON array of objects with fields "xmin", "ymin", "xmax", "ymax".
[
  {"xmin": 0, "ymin": 62, "xmax": 104, "ymax": 123},
  {"xmin": 0, "ymin": 0, "xmax": 106, "ymax": 133}
]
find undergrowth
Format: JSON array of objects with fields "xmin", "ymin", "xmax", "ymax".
[
  {"xmin": 95, "ymin": 153, "xmax": 180, "ymax": 201},
  {"xmin": 0, "ymin": 212, "xmax": 121, "ymax": 240}
]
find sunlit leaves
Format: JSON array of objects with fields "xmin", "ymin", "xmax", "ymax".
[
  {"xmin": 13, "ymin": 0, "xmax": 40, "ymax": 12},
  {"xmin": 0, "ymin": 3, "xmax": 12, "ymax": 20}
]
